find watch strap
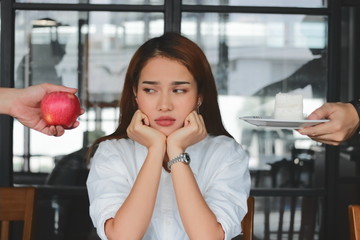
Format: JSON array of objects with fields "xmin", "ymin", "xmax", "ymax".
[{"xmin": 167, "ymin": 153, "xmax": 190, "ymax": 171}]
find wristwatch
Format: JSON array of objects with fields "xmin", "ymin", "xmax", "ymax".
[
  {"xmin": 349, "ymin": 98, "xmax": 360, "ymax": 134},
  {"xmin": 167, "ymin": 153, "xmax": 190, "ymax": 171}
]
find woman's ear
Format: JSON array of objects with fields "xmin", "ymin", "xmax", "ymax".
[
  {"xmin": 197, "ymin": 95, "xmax": 203, "ymax": 107},
  {"xmin": 132, "ymin": 88, "xmax": 139, "ymax": 109},
  {"xmin": 197, "ymin": 96, "xmax": 203, "ymax": 114},
  {"xmin": 133, "ymin": 88, "xmax": 138, "ymax": 103}
]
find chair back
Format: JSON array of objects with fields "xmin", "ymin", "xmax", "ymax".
[
  {"xmin": 349, "ymin": 205, "xmax": 360, "ymax": 240},
  {"xmin": 0, "ymin": 187, "xmax": 36, "ymax": 240},
  {"xmin": 241, "ymin": 196, "xmax": 254, "ymax": 240}
]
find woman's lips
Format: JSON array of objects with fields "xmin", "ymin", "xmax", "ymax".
[{"xmin": 155, "ymin": 116, "xmax": 176, "ymax": 127}]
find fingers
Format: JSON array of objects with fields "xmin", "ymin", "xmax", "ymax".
[
  {"xmin": 310, "ymin": 137, "xmax": 340, "ymax": 146},
  {"xmin": 297, "ymin": 121, "xmax": 346, "ymax": 146},
  {"xmin": 40, "ymin": 83, "xmax": 78, "ymax": 94},
  {"xmin": 307, "ymin": 103, "xmax": 347, "ymax": 122},
  {"xmin": 80, "ymin": 108, "xmax": 86, "ymax": 115},
  {"xmin": 298, "ymin": 122, "xmax": 329, "ymax": 136},
  {"xmin": 54, "ymin": 126, "xmax": 66, "ymax": 136},
  {"xmin": 45, "ymin": 123, "xmax": 81, "ymax": 137},
  {"xmin": 184, "ymin": 111, "xmax": 206, "ymax": 133},
  {"xmin": 44, "ymin": 125, "xmax": 65, "ymax": 137},
  {"xmin": 71, "ymin": 121, "xmax": 80, "ymax": 128},
  {"xmin": 172, "ymin": 111, "xmax": 207, "ymax": 144},
  {"xmin": 142, "ymin": 113, "xmax": 150, "ymax": 126},
  {"xmin": 127, "ymin": 110, "xmax": 149, "ymax": 137},
  {"xmin": 307, "ymin": 104, "xmax": 332, "ymax": 120},
  {"xmin": 198, "ymin": 114, "xmax": 205, "ymax": 129},
  {"xmin": 195, "ymin": 113, "xmax": 206, "ymax": 135},
  {"xmin": 130, "ymin": 110, "xmax": 148, "ymax": 128},
  {"xmin": 127, "ymin": 110, "xmax": 166, "ymax": 149},
  {"xmin": 307, "ymin": 110, "xmax": 323, "ymax": 120},
  {"xmin": 299, "ymin": 103, "xmax": 338, "ymax": 138}
]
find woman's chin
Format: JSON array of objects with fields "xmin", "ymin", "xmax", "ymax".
[
  {"xmin": 155, "ymin": 127, "xmax": 176, "ymax": 137},
  {"xmin": 160, "ymin": 130, "xmax": 173, "ymax": 137}
]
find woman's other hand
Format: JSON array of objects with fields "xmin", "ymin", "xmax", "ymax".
[
  {"xmin": 127, "ymin": 109, "xmax": 167, "ymax": 151},
  {"xmin": 167, "ymin": 111, "xmax": 207, "ymax": 158}
]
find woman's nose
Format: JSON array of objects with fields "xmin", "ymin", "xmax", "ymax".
[{"xmin": 157, "ymin": 94, "xmax": 173, "ymax": 111}]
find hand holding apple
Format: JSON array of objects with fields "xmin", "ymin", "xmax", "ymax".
[
  {"xmin": 41, "ymin": 91, "xmax": 81, "ymax": 129},
  {"xmin": 3, "ymin": 83, "xmax": 82, "ymax": 136}
]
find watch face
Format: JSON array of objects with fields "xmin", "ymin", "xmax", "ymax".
[{"xmin": 184, "ymin": 153, "xmax": 190, "ymax": 164}]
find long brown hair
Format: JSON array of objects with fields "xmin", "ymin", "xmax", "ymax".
[{"xmin": 91, "ymin": 32, "xmax": 232, "ymax": 152}]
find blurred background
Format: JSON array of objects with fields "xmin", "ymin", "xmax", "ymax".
[{"xmin": 1, "ymin": 0, "xmax": 360, "ymax": 239}]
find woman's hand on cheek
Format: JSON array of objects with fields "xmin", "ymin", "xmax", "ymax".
[
  {"xmin": 167, "ymin": 111, "xmax": 207, "ymax": 156},
  {"xmin": 127, "ymin": 110, "xmax": 166, "ymax": 150}
]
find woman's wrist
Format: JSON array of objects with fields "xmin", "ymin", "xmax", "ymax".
[
  {"xmin": 148, "ymin": 143, "xmax": 166, "ymax": 157},
  {"xmin": 167, "ymin": 146, "xmax": 185, "ymax": 161}
]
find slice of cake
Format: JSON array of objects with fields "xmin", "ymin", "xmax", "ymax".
[{"xmin": 273, "ymin": 93, "xmax": 303, "ymax": 120}]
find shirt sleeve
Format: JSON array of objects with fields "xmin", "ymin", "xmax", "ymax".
[
  {"xmin": 86, "ymin": 141, "xmax": 133, "ymax": 240},
  {"xmin": 202, "ymin": 138, "xmax": 251, "ymax": 240}
]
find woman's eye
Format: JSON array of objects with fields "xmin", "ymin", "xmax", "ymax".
[
  {"xmin": 173, "ymin": 89, "xmax": 186, "ymax": 93},
  {"xmin": 144, "ymin": 88, "xmax": 155, "ymax": 93}
]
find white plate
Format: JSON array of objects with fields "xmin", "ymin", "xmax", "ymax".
[{"xmin": 239, "ymin": 116, "xmax": 329, "ymax": 129}]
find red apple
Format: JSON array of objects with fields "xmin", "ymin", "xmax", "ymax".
[{"xmin": 40, "ymin": 91, "xmax": 81, "ymax": 129}]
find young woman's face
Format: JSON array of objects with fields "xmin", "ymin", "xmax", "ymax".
[{"xmin": 135, "ymin": 56, "xmax": 199, "ymax": 136}]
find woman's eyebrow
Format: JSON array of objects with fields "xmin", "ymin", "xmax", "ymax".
[
  {"xmin": 140, "ymin": 81, "xmax": 191, "ymax": 85},
  {"xmin": 172, "ymin": 81, "xmax": 191, "ymax": 85},
  {"xmin": 141, "ymin": 81, "xmax": 158, "ymax": 85}
]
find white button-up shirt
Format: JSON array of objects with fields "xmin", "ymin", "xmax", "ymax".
[{"xmin": 87, "ymin": 135, "xmax": 251, "ymax": 240}]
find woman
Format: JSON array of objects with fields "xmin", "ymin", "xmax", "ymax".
[{"xmin": 87, "ymin": 32, "xmax": 250, "ymax": 240}]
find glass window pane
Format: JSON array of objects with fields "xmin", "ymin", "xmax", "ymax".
[
  {"xmin": 14, "ymin": 10, "xmax": 164, "ymax": 173},
  {"xmin": 183, "ymin": 0, "xmax": 326, "ymax": 8},
  {"xmin": 182, "ymin": 12, "xmax": 328, "ymax": 186},
  {"xmin": 16, "ymin": 0, "xmax": 164, "ymax": 4}
]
